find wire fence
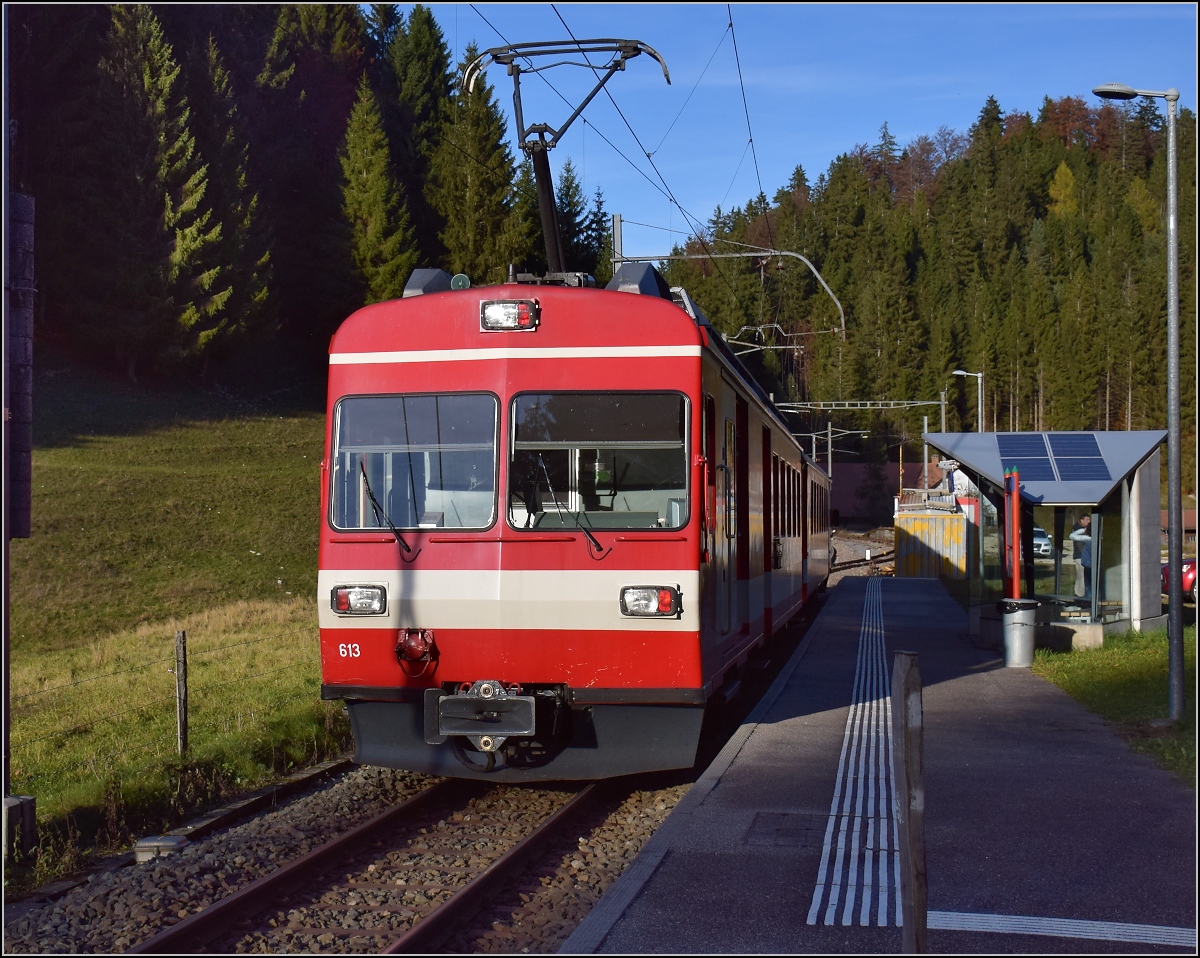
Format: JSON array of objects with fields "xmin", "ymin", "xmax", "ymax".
[{"xmin": 8, "ymin": 624, "xmax": 330, "ymax": 816}]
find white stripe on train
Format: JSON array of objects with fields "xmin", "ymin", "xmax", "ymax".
[
  {"xmin": 317, "ymin": 568, "xmax": 702, "ymax": 631},
  {"xmin": 329, "ymin": 345, "xmax": 703, "ymax": 365}
]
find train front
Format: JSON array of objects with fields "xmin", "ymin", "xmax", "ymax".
[{"xmin": 318, "ymin": 273, "xmax": 708, "ymax": 781}]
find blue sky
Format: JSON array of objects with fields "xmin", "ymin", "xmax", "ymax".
[{"xmin": 403, "ymin": 3, "xmax": 1197, "ymax": 256}]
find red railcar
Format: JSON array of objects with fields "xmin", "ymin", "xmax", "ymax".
[{"xmin": 319, "ymin": 263, "xmax": 831, "ymax": 780}]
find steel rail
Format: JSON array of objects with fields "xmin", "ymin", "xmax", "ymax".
[
  {"xmin": 383, "ymin": 781, "xmax": 601, "ymax": 953},
  {"xmin": 831, "ymin": 550, "xmax": 896, "ymax": 573},
  {"xmin": 127, "ymin": 779, "xmax": 460, "ymax": 954}
]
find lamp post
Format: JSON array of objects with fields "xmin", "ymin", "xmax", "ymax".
[
  {"xmin": 952, "ymin": 370, "xmax": 984, "ymax": 433},
  {"xmin": 1093, "ymin": 81, "xmax": 1183, "ymax": 722}
]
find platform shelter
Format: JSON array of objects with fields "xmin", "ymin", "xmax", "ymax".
[{"xmin": 922, "ymin": 430, "xmax": 1167, "ymax": 650}]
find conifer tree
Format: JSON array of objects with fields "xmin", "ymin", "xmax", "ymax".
[
  {"xmin": 363, "ymin": 3, "xmax": 403, "ymax": 62},
  {"xmin": 503, "ymin": 158, "xmax": 546, "ymax": 275},
  {"xmin": 341, "ymin": 74, "xmax": 419, "ymax": 303},
  {"xmin": 6, "ymin": 4, "xmax": 110, "ymax": 357},
  {"xmin": 429, "ymin": 45, "xmax": 515, "ymax": 282},
  {"xmin": 79, "ymin": 4, "xmax": 223, "ymax": 379},
  {"xmin": 587, "ymin": 186, "xmax": 613, "ymax": 285},
  {"xmin": 390, "ymin": 4, "xmax": 454, "ymax": 261},
  {"xmin": 184, "ymin": 35, "xmax": 275, "ymax": 362},
  {"xmin": 556, "ymin": 159, "xmax": 591, "ymax": 272},
  {"xmin": 255, "ymin": 4, "xmax": 367, "ymax": 369}
]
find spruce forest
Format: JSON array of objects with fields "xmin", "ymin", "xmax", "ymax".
[{"xmin": 7, "ymin": 4, "xmax": 1196, "ymax": 482}]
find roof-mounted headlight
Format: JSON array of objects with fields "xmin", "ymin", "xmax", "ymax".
[{"xmin": 481, "ymin": 299, "xmax": 540, "ymax": 331}]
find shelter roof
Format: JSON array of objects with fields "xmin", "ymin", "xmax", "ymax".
[{"xmin": 922, "ymin": 431, "xmax": 1166, "ymax": 506}]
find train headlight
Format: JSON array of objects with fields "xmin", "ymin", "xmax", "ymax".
[
  {"xmin": 331, "ymin": 585, "xmax": 386, "ymax": 615},
  {"xmin": 481, "ymin": 299, "xmax": 540, "ymax": 331},
  {"xmin": 620, "ymin": 585, "xmax": 682, "ymax": 617}
]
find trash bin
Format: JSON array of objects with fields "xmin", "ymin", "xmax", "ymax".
[{"xmin": 997, "ymin": 598, "xmax": 1039, "ymax": 667}]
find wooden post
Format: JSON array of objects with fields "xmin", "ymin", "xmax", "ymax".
[
  {"xmin": 175, "ymin": 630, "xmax": 188, "ymax": 756},
  {"xmin": 892, "ymin": 650, "xmax": 927, "ymax": 953}
]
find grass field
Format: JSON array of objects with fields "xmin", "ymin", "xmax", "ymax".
[{"xmin": 6, "ymin": 367, "xmax": 351, "ymax": 890}]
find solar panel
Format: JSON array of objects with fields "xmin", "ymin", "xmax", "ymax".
[
  {"xmin": 1000, "ymin": 457, "xmax": 1058, "ymax": 482},
  {"xmin": 1049, "ymin": 434, "xmax": 1102, "ymax": 457},
  {"xmin": 1055, "ymin": 457, "xmax": 1111, "ymax": 481},
  {"xmin": 997, "ymin": 434, "xmax": 1050, "ymax": 457}
]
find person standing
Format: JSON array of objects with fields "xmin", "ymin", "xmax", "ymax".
[{"xmin": 1070, "ymin": 514, "xmax": 1093, "ymax": 600}]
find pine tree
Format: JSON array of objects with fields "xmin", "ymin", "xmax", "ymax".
[
  {"xmin": 184, "ymin": 35, "xmax": 275, "ymax": 362},
  {"xmin": 78, "ymin": 4, "xmax": 223, "ymax": 379},
  {"xmin": 390, "ymin": 4, "xmax": 454, "ymax": 261},
  {"xmin": 429, "ymin": 44, "xmax": 515, "ymax": 282},
  {"xmin": 503, "ymin": 158, "xmax": 547, "ymax": 275},
  {"xmin": 341, "ymin": 75, "xmax": 419, "ymax": 303},
  {"xmin": 6, "ymin": 4, "xmax": 110, "ymax": 357},
  {"xmin": 587, "ymin": 186, "xmax": 613, "ymax": 285},
  {"xmin": 1048, "ymin": 161, "xmax": 1078, "ymax": 217},
  {"xmin": 556, "ymin": 159, "xmax": 591, "ymax": 272},
  {"xmin": 255, "ymin": 4, "xmax": 367, "ymax": 370},
  {"xmin": 363, "ymin": 3, "xmax": 402, "ymax": 62}
]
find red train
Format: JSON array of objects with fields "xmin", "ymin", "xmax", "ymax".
[{"xmin": 318, "ymin": 262, "xmax": 832, "ymax": 780}]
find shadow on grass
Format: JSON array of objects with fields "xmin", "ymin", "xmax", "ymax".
[
  {"xmin": 1033, "ymin": 626, "xmax": 1196, "ymax": 788},
  {"xmin": 4, "ymin": 702, "xmax": 352, "ymax": 897},
  {"xmin": 31, "ymin": 360, "xmax": 327, "ymax": 450}
]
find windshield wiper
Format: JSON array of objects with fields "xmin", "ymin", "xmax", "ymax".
[
  {"xmin": 360, "ymin": 460, "xmax": 413, "ymax": 555},
  {"xmin": 538, "ymin": 453, "xmax": 603, "ymax": 553}
]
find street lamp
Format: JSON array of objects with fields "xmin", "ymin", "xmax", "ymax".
[
  {"xmin": 1093, "ymin": 80, "xmax": 1183, "ymax": 723},
  {"xmin": 952, "ymin": 370, "xmax": 984, "ymax": 433}
]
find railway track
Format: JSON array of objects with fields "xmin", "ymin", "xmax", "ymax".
[
  {"xmin": 831, "ymin": 549, "xmax": 895, "ymax": 573},
  {"xmin": 129, "ymin": 778, "xmax": 601, "ymax": 954}
]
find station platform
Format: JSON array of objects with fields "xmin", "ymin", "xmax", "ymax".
[{"xmin": 562, "ymin": 577, "xmax": 1197, "ymax": 954}]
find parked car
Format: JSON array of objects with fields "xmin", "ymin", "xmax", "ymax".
[
  {"xmin": 1032, "ymin": 526, "xmax": 1053, "ymax": 558},
  {"xmin": 1161, "ymin": 557, "xmax": 1198, "ymax": 603}
]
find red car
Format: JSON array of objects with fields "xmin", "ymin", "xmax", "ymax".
[{"xmin": 1161, "ymin": 557, "xmax": 1198, "ymax": 603}]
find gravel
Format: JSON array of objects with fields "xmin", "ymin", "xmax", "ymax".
[
  {"xmin": 449, "ymin": 784, "xmax": 690, "ymax": 954},
  {"xmin": 3, "ymin": 769, "xmax": 690, "ymax": 955},
  {"xmin": 3, "ymin": 766, "xmax": 434, "ymax": 954},
  {"xmin": 828, "ymin": 528, "xmax": 895, "ymax": 587}
]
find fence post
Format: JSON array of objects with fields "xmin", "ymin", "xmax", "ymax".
[
  {"xmin": 175, "ymin": 630, "xmax": 188, "ymax": 756},
  {"xmin": 892, "ymin": 650, "xmax": 927, "ymax": 953}
]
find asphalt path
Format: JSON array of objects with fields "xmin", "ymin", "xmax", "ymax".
[{"xmin": 564, "ymin": 576, "xmax": 1196, "ymax": 954}]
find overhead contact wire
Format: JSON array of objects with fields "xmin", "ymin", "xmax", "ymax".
[
  {"xmin": 550, "ymin": 6, "xmax": 752, "ymax": 313},
  {"xmin": 727, "ymin": 5, "xmax": 776, "ymax": 250}
]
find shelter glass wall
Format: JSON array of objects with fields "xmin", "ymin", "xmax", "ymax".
[
  {"xmin": 1098, "ymin": 493, "xmax": 1125, "ymax": 624},
  {"xmin": 966, "ymin": 483, "xmax": 1126, "ymax": 625}
]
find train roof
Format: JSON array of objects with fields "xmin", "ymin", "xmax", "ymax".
[{"xmin": 332, "ymin": 263, "xmax": 811, "ymax": 463}]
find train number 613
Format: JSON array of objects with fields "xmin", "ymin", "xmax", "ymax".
[{"xmin": 338, "ymin": 643, "xmax": 362, "ymax": 658}]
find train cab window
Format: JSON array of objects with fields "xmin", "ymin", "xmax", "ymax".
[
  {"xmin": 330, "ymin": 393, "xmax": 497, "ymax": 530},
  {"xmin": 509, "ymin": 392, "xmax": 688, "ymax": 530}
]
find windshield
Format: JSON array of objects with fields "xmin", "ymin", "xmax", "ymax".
[
  {"xmin": 508, "ymin": 392, "xmax": 688, "ymax": 530},
  {"xmin": 331, "ymin": 394, "xmax": 497, "ymax": 530}
]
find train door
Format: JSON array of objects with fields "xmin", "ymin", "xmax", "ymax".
[
  {"xmin": 700, "ymin": 394, "xmax": 717, "ymax": 640},
  {"xmin": 801, "ymin": 461, "xmax": 810, "ymax": 602},
  {"xmin": 734, "ymin": 397, "xmax": 749, "ymax": 645},
  {"xmin": 716, "ymin": 415, "xmax": 735, "ymax": 636},
  {"xmin": 762, "ymin": 426, "xmax": 773, "ymax": 637}
]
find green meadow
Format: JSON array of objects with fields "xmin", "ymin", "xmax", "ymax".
[{"xmin": 6, "ymin": 369, "xmax": 351, "ymax": 890}]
